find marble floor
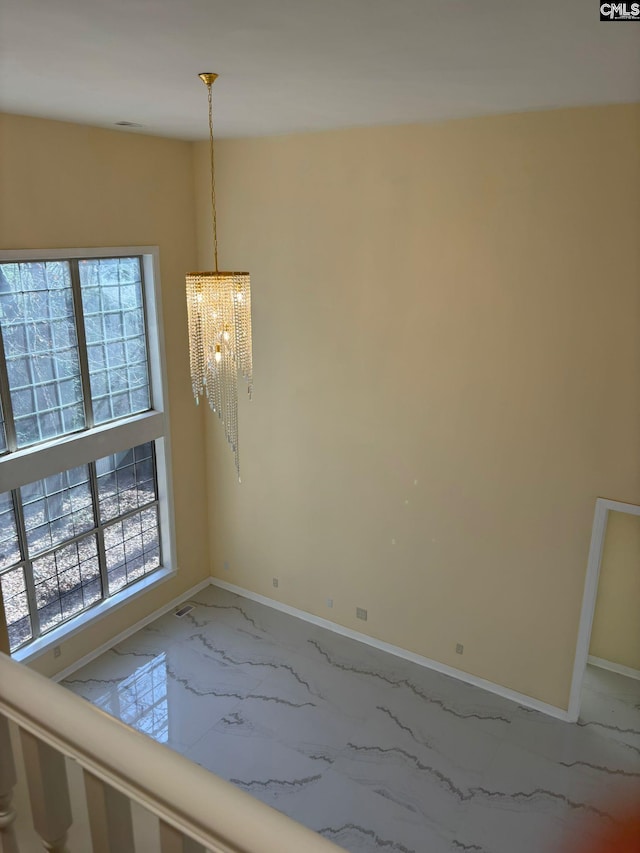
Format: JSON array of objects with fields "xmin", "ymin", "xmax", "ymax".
[{"xmin": 62, "ymin": 585, "xmax": 640, "ymax": 853}]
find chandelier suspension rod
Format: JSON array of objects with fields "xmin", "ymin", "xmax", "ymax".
[{"xmin": 200, "ymin": 72, "xmax": 219, "ymax": 273}]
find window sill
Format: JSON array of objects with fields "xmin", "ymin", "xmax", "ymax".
[{"xmin": 13, "ymin": 566, "xmax": 176, "ymax": 665}]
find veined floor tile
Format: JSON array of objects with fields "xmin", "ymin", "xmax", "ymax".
[
  {"xmin": 290, "ymin": 768, "xmax": 457, "ymax": 853},
  {"xmin": 453, "ymin": 740, "xmax": 620, "ymax": 853},
  {"xmin": 183, "ymin": 723, "xmax": 326, "ymax": 803},
  {"xmin": 62, "ymin": 585, "xmax": 640, "ymax": 853}
]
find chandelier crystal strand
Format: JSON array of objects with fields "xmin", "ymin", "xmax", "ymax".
[
  {"xmin": 234, "ymin": 274, "xmax": 253, "ymax": 398},
  {"xmin": 185, "ymin": 279, "xmax": 203, "ymax": 400},
  {"xmin": 185, "ymin": 73, "xmax": 252, "ymax": 480}
]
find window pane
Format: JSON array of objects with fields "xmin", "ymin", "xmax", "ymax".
[
  {"xmin": 1, "ymin": 565, "xmax": 32, "ymax": 651},
  {"xmin": 79, "ymin": 257, "xmax": 150, "ymax": 425},
  {"xmin": 22, "ymin": 465, "xmax": 94, "ymax": 555},
  {"xmin": 32, "ymin": 533, "xmax": 102, "ymax": 635},
  {"xmin": 0, "ymin": 491, "xmax": 21, "ymax": 570},
  {"xmin": 0, "ymin": 262, "xmax": 85, "ymax": 447},
  {"xmin": 96, "ymin": 442, "xmax": 156, "ymax": 523},
  {"xmin": 104, "ymin": 506, "xmax": 160, "ymax": 594}
]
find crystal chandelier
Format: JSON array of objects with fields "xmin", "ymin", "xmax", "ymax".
[{"xmin": 186, "ymin": 73, "xmax": 252, "ymax": 479}]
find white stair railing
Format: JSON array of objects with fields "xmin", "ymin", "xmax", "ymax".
[{"xmin": 0, "ymin": 652, "xmax": 341, "ymax": 853}]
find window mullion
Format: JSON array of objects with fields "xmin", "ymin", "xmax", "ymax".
[
  {"xmin": 138, "ymin": 255, "xmax": 154, "ymax": 407},
  {"xmin": 151, "ymin": 444, "xmax": 163, "ymax": 566},
  {"xmin": 88, "ymin": 460, "xmax": 110, "ymax": 601},
  {"xmin": 11, "ymin": 488, "xmax": 41, "ymax": 640},
  {"xmin": 0, "ymin": 324, "xmax": 18, "ymax": 452},
  {"xmin": 69, "ymin": 259, "xmax": 94, "ymax": 429}
]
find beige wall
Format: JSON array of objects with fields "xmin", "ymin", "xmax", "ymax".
[
  {"xmin": 590, "ymin": 510, "xmax": 640, "ymax": 671},
  {"xmin": 195, "ymin": 104, "xmax": 640, "ymax": 710},
  {"xmin": 0, "ymin": 113, "xmax": 209, "ymax": 678}
]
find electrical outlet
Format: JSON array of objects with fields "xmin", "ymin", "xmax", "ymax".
[
  {"xmin": 326, "ymin": 598, "xmax": 333, "ymax": 608},
  {"xmin": 53, "ymin": 645, "xmax": 61, "ymax": 659},
  {"xmin": 356, "ymin": 607, "xmax": 368, "ymax": 621},
  {"xmin": 223, "ymin": 560, "xmax": 230, "ymax": 572},
  {"xmin": 456, "ymin": 643, "xmax": 464, "ymax": 655},
  {"xmin": 272, "ymin": 577, "xmax": 279, "ymax": 588}
]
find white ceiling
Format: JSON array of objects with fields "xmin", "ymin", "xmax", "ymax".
[{"xmin": 0, "ymin": 0, "xmax": 638, "ymax": 140}]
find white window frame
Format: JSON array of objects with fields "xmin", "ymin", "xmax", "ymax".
[{"xmin": 0, "ymin": 246, "xmax": 177, "ymax": 662}]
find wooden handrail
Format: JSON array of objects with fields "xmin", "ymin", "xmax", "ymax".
[{"xmin": 0, "ymin": 652, "xmax": 340, "ymax": 853}]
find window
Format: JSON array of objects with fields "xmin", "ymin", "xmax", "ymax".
[{"xmin": 0, "ymin": 250, "xmax": 174, "ymax": 655}]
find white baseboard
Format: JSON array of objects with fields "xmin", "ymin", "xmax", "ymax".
[
  {"xmin": 210, "ymin": 578, "xmax": 571, "ymax": 722},
  {"xmin": 51, "ymin": 578, "xmax": 212, "ymax": 683},
  {"xmin": 52, "ymin": 573, "xmax": 572, "ymax": 720},
  {"xmin": 588, "ymin": 655, "xmax": 640, "ymax": 682}
]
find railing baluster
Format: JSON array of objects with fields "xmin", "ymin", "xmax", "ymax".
[
  {"xmin": 160, "ymin": 820, "xmax": 207, "ymax": 853},
  {"xmin": 19, "ymin": 730, "xmax": 71, "ymax": 853},
  {"xmin": 0, "ymin": 715, "xmax": 18, "ymax": 853},
  {"xmin": 83, "ymin": 771, "xmax": 135, "ymax": 853}
]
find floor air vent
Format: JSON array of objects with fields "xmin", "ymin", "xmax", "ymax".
[{"xmin": 174, "ymin": 604, "xmax": 194, "ymax": 618}]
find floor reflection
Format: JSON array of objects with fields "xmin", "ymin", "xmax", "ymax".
[{"xmin": 94, "ymin": 652, "xmax": 169, "ymax": 744}]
